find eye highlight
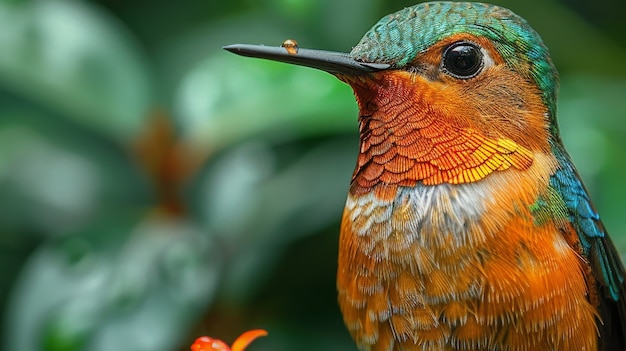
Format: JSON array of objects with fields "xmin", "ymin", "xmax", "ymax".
[{"xmin": 442, "ymin": 41, "xmax": 484, "ymax": 79}]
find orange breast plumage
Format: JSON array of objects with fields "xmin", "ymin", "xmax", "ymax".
[{"xmin": 337, "ymin": 153, "xmax": 599, "ymax": 351}]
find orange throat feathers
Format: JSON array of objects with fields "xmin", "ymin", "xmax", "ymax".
[{"xmin": 340, "ymin": 65, "xmax": 551, "ymax": 199}]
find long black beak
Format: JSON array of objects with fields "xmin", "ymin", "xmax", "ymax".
[{"xmin": 223, "ymin": 44, "xmax": 390, "ymax": 76}]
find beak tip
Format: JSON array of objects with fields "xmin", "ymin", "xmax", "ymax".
[
  {"xmin": 222, "ymin": 44, "xmax": 273, "ymax": 59},
  {"xmin": 222, "ymin": 44, "xmax": 240, "ymax": 53}
]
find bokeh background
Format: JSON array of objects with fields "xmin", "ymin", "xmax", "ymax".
[{"xmin": 1, "ymin": 0, "xmax": 625, "ymax": 350}]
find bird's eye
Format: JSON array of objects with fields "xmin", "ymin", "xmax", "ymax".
[{"xmin": 442, "ymin": 41, "xmax": 483, "ymax": 79}]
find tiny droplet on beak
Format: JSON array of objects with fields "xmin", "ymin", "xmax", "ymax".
[{"xmin": 281, "ymin": 39, "xmax": 299, "ymax": 55}]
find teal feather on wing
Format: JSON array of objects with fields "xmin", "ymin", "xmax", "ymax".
[{"xmin": 550, "ymin": 146, "xmax": 626, "ymax": 349}]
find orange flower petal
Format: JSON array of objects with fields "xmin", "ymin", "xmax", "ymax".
[
  {"xmin": 191, "ymin": 336, "xmax": 231, "ymax": 351},
  {"xmin": 231, "ymin": 329, "xmax": 268, "ymax": 351}
]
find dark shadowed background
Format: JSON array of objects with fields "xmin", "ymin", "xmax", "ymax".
[{"xmin": 1, "ymin": 0, "xmax": 625, "ymax": 350}]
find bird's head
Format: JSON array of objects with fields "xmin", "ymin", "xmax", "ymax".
[{"xmin": 225, "ymin": 2, "xmax": 560, "ymax": 189}]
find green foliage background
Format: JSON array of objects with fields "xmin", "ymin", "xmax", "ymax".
[{"xmin": 0, "ymin": 0, "xmax": 624, "ymax": 350}]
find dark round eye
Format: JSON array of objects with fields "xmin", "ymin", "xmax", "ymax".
[{"xmin": 442, "ymin": 41, "xmax": 483, "ymax": 79}]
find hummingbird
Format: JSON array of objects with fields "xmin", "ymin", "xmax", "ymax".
[{"xmin": 224, "ymin": 2, "xmax": 626, "ymax": 350}]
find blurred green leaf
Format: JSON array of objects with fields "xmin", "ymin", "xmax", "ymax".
[
  {"xmin": 5, "ymin": 218, "xmax": 220, "ymax": 351},
  {"xmin": 0, "ymin": 0, "xmax": 153, "ymax": 140},
  {"xmin": 192, "ymin": 137, "xmax": 356, "ymax": 302},
  {"xmin": 174, "ymin": 53, "xmax": 357, "ymax": 152},
  {"xmin": 0, "ymin": 110, "xmax": 150, "ymax": 235}
]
